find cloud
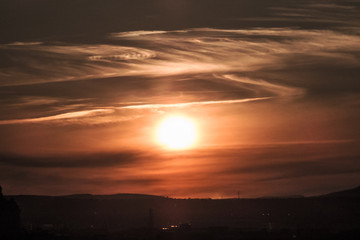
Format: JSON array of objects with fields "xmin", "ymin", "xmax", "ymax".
[
  {"xmin": 220, "ymin": 74, "xmax": 304, "ymax": 97},
  {"xmin": 0, "ymin": 151, "xmax": 151, "ymax": 169},
  {"xmin": 1, "ymin": 28, "xmax": 360, "ymax": 87},
  {"xmin": 1, "ymin": 141, "xmax": 358, "ymax": 197},
  {"xmin": 266, "ymin": 0, "xmax": 360, "ymax": 26},
  {"xmin": 121, "ymin": 97, "xmax": 272, "ymax": 109},
  {"xmin": 1, "ymin": 27, "xmax": 359, "ymax": 125},
  {"xmin": 0, "ymin": 109, "xmax": 114, "ymax": 125},
  {"xmin": 6, "ymin": 42, "xmax": 43, "ymax": 46},
  {"xmin": 111, "ymin": 30, "xmax": 168, "ymax": 38}
]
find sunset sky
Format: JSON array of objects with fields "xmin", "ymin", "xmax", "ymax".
[{"xmin": 0, "ymin": 0, "xmax": 360, "ymax": 198}]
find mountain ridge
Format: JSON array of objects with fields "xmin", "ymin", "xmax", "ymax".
[{"xmin": 317, "ymin": 186, "xmax": 360, "ymax": 198}]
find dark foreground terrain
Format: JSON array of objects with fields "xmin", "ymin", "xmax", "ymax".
[{"xmin": 1, "ymin": 186, "xmax": 359, "ymax": 240}]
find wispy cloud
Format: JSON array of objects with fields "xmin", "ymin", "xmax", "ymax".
[
  {"xmin": 0, "ymin": 109, "xmax": 113, "ymax": 125},
  {"xmin": 1, "ymin": 141, "xmax": 358, "ymax": 197},
  {"xmin": 266, "ymin": 0, "xmax": 360, "ymax": 27},
  {"xmin": 1, "ymin": 27, "xmax": 359, "ymax": 127},
  {"xmin": 221, "ymin": 74, "xmax": 305, "ymax": 97},
  {"xmin": 111, "ymin": 30, "xmax": 168, "ymax": 38},
  {"xmin": 1, "ymin": 28, "xmax": 359, "ymax": 87},
  {"xmin": 121, "ymin": 97, "xmax": 272, "ymax": 109},
  {"xmin": 6, "ymin": 42, "xmax": 43, "ymax": 46}
]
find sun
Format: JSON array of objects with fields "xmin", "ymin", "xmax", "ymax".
[{"xmin": 157, "ymin": 116, "xmax": 197, "ymax": 150}]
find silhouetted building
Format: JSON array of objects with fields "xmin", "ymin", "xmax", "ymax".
[{"xmin": 0, "ymin": 185, "xmax": 21, "ymax": 239}]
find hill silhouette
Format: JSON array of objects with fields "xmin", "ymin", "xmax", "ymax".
[
  {"xmin": 319, "ymin": 186, "xmax": 360, "ymax": 198},
  {"xmin": 4, "ymin": 185, "xmax": 360, "ymax": 239},
  {"xmin": 61, "ymin": 193, "xmax": 166, "ymax": 200},
  {"xmin": 9, "ymin": 186, "xmax": 359, "ymax": 228}
]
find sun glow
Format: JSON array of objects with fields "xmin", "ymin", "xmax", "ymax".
[{"xmin": 157, "ymin": 116, "xmax": 197, "ymax": 150}]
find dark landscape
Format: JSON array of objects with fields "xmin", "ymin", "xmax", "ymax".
[{"xmin": 1, "ymin": 185, "xmax": 360, "ymax": 239}]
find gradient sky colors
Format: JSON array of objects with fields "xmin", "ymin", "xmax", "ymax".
[{"xmin": 0, "ymin": 0, "xmax": 360, "ymax": 198}]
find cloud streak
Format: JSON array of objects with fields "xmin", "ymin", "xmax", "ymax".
[
  {"xmin": 0, "ymin": 109, "xmax": 113, "ymax": 125},
  {"xmin": 121, "ymin": 97, "xmax": 272, "ymax": 109}
]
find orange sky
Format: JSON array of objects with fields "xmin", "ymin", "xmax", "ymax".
[{"xmin": 0, "ymin": 1, "xmax": 360, "ymax": 197}]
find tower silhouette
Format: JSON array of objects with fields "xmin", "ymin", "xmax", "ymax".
[{"xmin": 0, "ymin": 185, "xmax": 21, "ymax": 239}]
